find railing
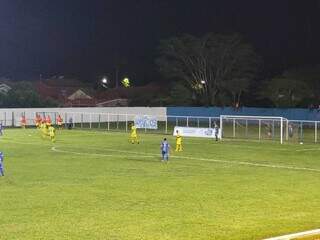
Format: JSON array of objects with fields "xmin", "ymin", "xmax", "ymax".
[{"xmin": 0, "ymin": 111, "xmax": 319, "ymax": 144}]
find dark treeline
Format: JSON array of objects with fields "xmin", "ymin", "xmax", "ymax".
[{"xmin": 154, "ymin": 32, "xmax": 320, "ymax": 108}]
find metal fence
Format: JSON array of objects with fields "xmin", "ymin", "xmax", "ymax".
[
  {"xmin": 220, "ymin": 116, "xmax": 320, "ymax": 144},
  {"xmin": 0, "ymin": 111, "xmax": 319, "ymax": 144}
]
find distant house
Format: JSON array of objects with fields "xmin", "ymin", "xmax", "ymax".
[
  {"xmin": 35, "ymin": 77, "xmax": 165, "ymax": 107},
  {"xmin": 65, "ymin": 89, "xmax": 95, "ymax": 107},
  {"xmin": 0, "ymin": 77, "xmax": 13, "ymax": 95},
  {"xmin": 36, "ymin": 78, "xmax": 96, "ymax": 107},
  {"xmin": 68, "ymin": 89, "xmax": 92, "ymax": 101},
  {"xmin": 0, "ymin": 83, "xmax": 12, "ymax": 95}
]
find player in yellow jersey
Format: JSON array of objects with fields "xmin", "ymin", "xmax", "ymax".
[
  {"xmin": 40, "ymin": 122, "xmax": 48, "ymax": 139},
  {"xmin": 130, "ymin": 123, "xmax": 139, "ymax": 144},
  {"xmin": 175, "ymin": 130, "xmax": 182, "ymax": 152},
  {"xmin": 48, "ymin": 125, "xmax": 56, "ymax": 142}
]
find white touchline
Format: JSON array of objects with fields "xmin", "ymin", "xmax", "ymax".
[
  {"xmin": 2, "ymin": 139, "xmax": 319, "ymax": 172},
  {"xmin": 295, "ymin": 148, "xmax": 320, "ymax": 152},
  {"xmin": 51, "ymin": 147, "xmax": 154, "ymax": 159},
  {"xmin": 264, "ymin": 228, "xmax": 320, "ymax": 240},
  {"xmin": 1, "ymin": 136, "xmax": 312, "ymax": 153},
  {"xmin": 63, "ymin": 132, "xmax": 296, "ymax": 152},
  {"xmin": 51, "ymin": 147, "xmax": 320, "ymax": 173}
]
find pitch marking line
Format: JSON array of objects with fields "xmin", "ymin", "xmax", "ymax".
[
  {"xmin": 64, "ymin": 132, "xmax": 296, "ymax": 151},
  {"xmin": 51, "ymin": 147, "xmax": 320, "ymax": 173},
  {"xmin": 51, "ymin": 147, "xmax": 154, "ymax": 159},
  {"xmin": 264, "ymin": 228, "xmax": 320, "ymax": 240},
  {"xmin": 2, "ymin": 135, "xmax": 313, "ymax": 153},
  {"xmin": 3, "ymin": 139, "xmax": 320, "ymax": 172},
  {"xmin": 296, "ymin": 148, "xmax": 320, "ymax": 152}
]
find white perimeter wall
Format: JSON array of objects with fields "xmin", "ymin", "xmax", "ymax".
[{"xmin": 0, "ymin": 107, "xmax": 167, "ymax": 126}]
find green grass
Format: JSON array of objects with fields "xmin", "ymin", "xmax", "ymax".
[{"xmin": 0, "ymin": 129, "xmax": 320, "ymax": 240}]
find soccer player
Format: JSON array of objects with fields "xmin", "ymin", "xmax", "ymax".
[
  {"xmin": 46, "ymin": 115, "xmax": 52, "ymax": 127},
  {"xmin": 35, "ymin": 114, "xmax": 42, "ymax": 128},
  {"xmin": 56, "ymin": 114, "xmax": 63, "ymax": 129},
  {"xmin": 130, "ymin": 123, "xmax": 139, "ymax": 144},
  {"xmin": 0, "ymin": 123, "xmax": 4, "ymax": 136},
  {"xmin": 175, "ymin": 130, "xmax": 182, "ymax": 152},
  {"xmin": 160, "ymin": 138, "xmax": 170, "ymax": 162},
  {"xmin": 20, "ymin": 115, "xmax": 27, "ymax": 129},
  {"xmin": 0, "ymin": 152, "xmax": 4, "ymax": 176},
  {"xmin": 288, "ymin": 124, "xmax": 294, "ymax": 138},
  {"xmin": 48, "ymin": 125, "xmax": 56, "ymax": 142},
  {"xmin": 266, "ymin": 124, "xmax": 272, "ymax": 138},
  {"xmin": 214, "ymin": 123, "xmax": 219, "ymax": 141},
  {"xmin": 40, "ymin": 122, "xmax": 48, "ymax": 139}
]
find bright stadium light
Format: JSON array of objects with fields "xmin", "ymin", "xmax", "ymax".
[{"xmin": 101, "ymin": 77, "xmax": 109, "ymax": 88}]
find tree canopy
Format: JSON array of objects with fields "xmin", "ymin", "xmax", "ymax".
[
  {"xmin": 0, "ymin": 82, "xmax": 58, "ymax": 108},
  {"xmin": 157, "ymin": 33, "xmax": 260, "ymax": 106},
  {"xmin": 260, "ymin": 65, "xmax": 320, "ymax": 107}
]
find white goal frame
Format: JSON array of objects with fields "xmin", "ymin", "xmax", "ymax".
[{"xmin": 220, "ymin": 115, "xmax": 289, "ymax": 144}]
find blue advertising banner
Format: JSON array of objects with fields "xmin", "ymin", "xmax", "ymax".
[{"xmin": 134, "ymin": 115, "xmax": 158, "ymax": 129}]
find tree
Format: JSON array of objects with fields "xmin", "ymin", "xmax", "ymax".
[
  {"xmin": 167, "ymin": 82, "xmax": 194, "ymax": 106},
  {"xmin": 285, "ymin": 65, "xmax": 320, "ymax": 104},
  {"xmin": 156, "ymin": 33, "xmax": 259, "ymax": 106},
  {"xmin": 260, "ymin": 75, "xmax": 310, "ymax": 108},
  {"xmin": 222, "ymin": 77, "xmax": 251, "ymax": 107},
  {"xmin": 260, "ymin": 66, "xmax": 320, "ymax": 107},
  {"xmin": 0, "ymin": 82, "xmax": 59, "ymax": 108}
]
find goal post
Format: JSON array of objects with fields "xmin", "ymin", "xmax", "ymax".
[{"xmin": 220, "ymin": 115, "xmax": 289, "ymax": 144}]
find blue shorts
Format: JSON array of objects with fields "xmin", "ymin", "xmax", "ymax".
[{"xmin": 162, "ymin": 151, "xmax": 169, "ymax": 160}]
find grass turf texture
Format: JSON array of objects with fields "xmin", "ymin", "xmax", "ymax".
[{"xmin": 0, "ymin": 129, "xmax": 319, "ymax": 240}]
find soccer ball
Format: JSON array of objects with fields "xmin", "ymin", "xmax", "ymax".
[
  {"xmin": 300, "ymin": 142, "xmax": 303, "ymax": 145},
  {"xmin": 121, "ymin": 78, "xmax": 130, "ymax": 88}
]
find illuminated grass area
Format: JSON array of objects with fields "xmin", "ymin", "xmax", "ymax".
[{"xmin": 0, "ymin": 129, "xmax": 319, "ymax": 239}]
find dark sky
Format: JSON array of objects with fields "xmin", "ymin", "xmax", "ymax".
[{"xmin": 0, "ymin": 0, "xmax": 319, "ymax": 83}]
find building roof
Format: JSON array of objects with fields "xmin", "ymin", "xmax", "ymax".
[
  {"xmin": 68, "ymin": 89, "xmax": 92, "ymax": 100},
  {"xmin": 0, "ymin": 83, "xmax": 12, "ymax": 94}
]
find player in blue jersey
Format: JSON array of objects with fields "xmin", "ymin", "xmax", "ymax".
[
  {"xmin": 160, "ymin": 138, "xmax": 170, "ymax": 162},
  {"xmin": 0, "ymin": 152, "xmax": 4, "ymax": 176}
]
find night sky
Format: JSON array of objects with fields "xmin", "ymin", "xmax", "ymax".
[{"xmin": 0, "ymin": 0, "xmax": 319, "ymax": 83}]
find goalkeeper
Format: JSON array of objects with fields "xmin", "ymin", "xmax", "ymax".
[
  {"xmin": 214, "ymin": 123, "xmax": 219, "ymax": 141},
  {"xmin": 130, "ymin": 123, "xmax": 139, "ymax": 144}
]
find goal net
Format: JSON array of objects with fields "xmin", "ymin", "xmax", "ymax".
[{"xmin": 220, "ymin": 115, "xmax": 289, "ymax": 144}]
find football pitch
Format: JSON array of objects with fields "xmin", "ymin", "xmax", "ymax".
[{"xmin": 0, "ymin": 129, "xmax": 319, "ymax": 240}]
